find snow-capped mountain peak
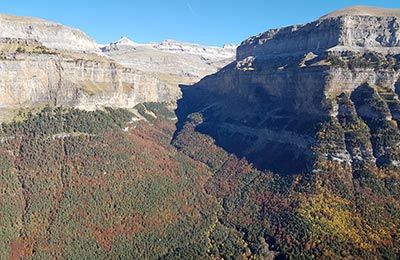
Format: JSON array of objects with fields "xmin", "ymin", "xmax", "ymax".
[{"xmin": 116, "ymin": 36, "xmax": 138, "ymax": 46}]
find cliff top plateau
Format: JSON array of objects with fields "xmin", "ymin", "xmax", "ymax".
[
  {"xmin": 320, "ymin": 5, "xmax": 400, "ymax": 19},
  {"xmin": 237, "ymin": 6, "xmax": 400, "ymax": 60},
  {"xmin": 182, "ymin": 5, "xmax": 400, "ymax": 174},
  {"xmin": 0, "ymin": 13, "xmax": 99, "ymax": 53}
]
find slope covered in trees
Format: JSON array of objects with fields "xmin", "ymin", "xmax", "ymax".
[
  {"xmin": 174, "ymin": 118, "xmax": 400, "ymax": 259},
  {"xmin": 1, "ymin": 104, "xmax": 399, "ymax": 259},
  {"xmin": 0, "ymin": 105, "xmax": 224, "ymax": 259}
]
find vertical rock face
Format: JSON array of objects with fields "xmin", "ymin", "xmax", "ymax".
[
  {"xmin": 237, "ymin": 6, "xmax": 400, "ymax": 60},
  {"xmin": 237, "ymin": 18, "xmax": 341, "ymax": 60},
  {"xmin": 0, "ymin": 14, "xmax": 192, "ymax": 117},
  {"xmin": 0, "ymin": 14, "xmax": 99, "ymax": 53},
  {"xmin": 0, "ymin": 53, "xmax": 175, "ymax": 111},
  {"xmin": 0, "ymin": 15, "xmax": 236, "ymax": 119},
  {"xmin": 177, "ymin": 6, "xmax": 400, "ymax": 174}
]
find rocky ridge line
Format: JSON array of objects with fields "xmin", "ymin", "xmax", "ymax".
[
  {"xmin": 237, "ymin": 5, "xmax": 400, "ymax": 60},
  {"xmin": 100, "ymin": 36, "xmax": 237, "ymax": 85}
]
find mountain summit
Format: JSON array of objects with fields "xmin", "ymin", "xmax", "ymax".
[
  {"xmin": 321, "ymin": 5, "xmax": 400, "ymax": 18},
  {"xmin": 115, "ymin": 36, "xmax": 139, "ymax": 46}
]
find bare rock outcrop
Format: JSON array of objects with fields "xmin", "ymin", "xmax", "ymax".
[
  {"xmin": 0, "ymin": 14, "xmax": 199, "ymax": 119},
  {"xmin": 178, "ymin": 6, "xmax": 400, "ymax": 174},
  {"xmin": 0, "ymin": 14, "xmax": 99, "ymax": 53},
  {"xmin": 0, "ymin": 53, "xmax": 175, "ymax": 111},
  {"xmin": 237, "ymin": 6, "xmax": 400, "ymax": 60}
]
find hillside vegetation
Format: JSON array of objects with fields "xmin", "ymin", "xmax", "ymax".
[{"xmin": 0, "ymin": 104, "xmax": 399, "ymax": 259}]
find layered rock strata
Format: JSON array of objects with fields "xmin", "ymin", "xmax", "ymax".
[
  {"xmin": 0, "ymin": 14, "xmax": 99, "ymax": 53},
  {"xmin": 237, "ymin": 6, "xmax": 400, "ymax": 59},
  {"xmin": 0, "ymin": 14, "xmax": 234, "ymax": 118},
  {"xmin": 177, "ymin": 6, "xmax": 400, "ymax": 174},
  {"xmin": 0, "ymin": 53, "xmax": 174, "ymax": 110}
]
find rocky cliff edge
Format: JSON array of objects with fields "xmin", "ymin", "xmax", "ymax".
[
  {"xmin": 178, "ymin": 6, "xmax": 400, "ymax": 174},
  {"xmin": 237, "ymin": 6, "xmax": 400, "ymax": 60}
]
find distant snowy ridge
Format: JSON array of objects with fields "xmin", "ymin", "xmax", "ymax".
[
  {"xmin": 149, "ymin": 39, "xmax": 237, "ymax": 59},
  {"xmin": 116, "ymin": 36, "xmax": 139, "ymax": 46},
  {"xmin": 100, "ymin": 36, "xmax": 237, "ymax": 87},
  {"xmin": 101, "ymin": 36, "xmax": 237, "ymax": 60}
]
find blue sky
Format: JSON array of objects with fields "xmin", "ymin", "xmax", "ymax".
[{"xmin": 1, "ymin": 0, "xmax": 399, "ymax": 46}]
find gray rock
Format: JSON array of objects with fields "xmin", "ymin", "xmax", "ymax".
[
  {"xmin": 237, "ymin": 6, "xmax": 400, "ymax": 60},
  {"xmin": 100, "ymin": 36, "xmax": 236, "ymax": 86},
  {"xmin": 0, "ymin": 54, "xmax": 176, "ymax": 111},
  {"xmin": 186, "ymin": 6, "xmax": 400, "ymax": 173},
  {"xmin": 0, "ymin": 14, "xmax": 99, "ymax": 53},
  {"xmin": 0, "ymin": 15, "xmax": 235, "ymax": 118}
]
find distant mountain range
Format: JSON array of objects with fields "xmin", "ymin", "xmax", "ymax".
[{"xmin": 100, "ymin": 36, "xmax": 236, "ymax": 87}]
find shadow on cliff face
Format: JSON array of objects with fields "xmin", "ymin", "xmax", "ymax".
[
  {"xmin": 173, "ymin": 84, "xmax": 317, "ymax": 175},
  {"xmin": 395, "ymin": 80, "xmax": 400, "ymax": 96}
]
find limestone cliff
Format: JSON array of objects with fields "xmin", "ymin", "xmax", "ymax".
[
  {"xmin": 0, "ymin": 14, "xmax": 99, "ymax": 53},
  {"xmin": 0, "ymin": 53, "xmax": 174, "ymax": 111},
  {"xmin": 0, "ymin": 15, "xmax": 190, "ymax": 120},
  {"xmin": 0, "ymin": 14, "xmax": 235, "ymax": 121},
  {"xmin": 237, "ymin": 6, "xmax": 400, "ymax": 60},
  {"xmin": 177, "ymin": 6, "xmax": 400, "ymax": 174}
]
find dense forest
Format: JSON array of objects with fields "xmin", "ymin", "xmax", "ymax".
[{"xmin": 0, "ymin": 103, "xmax": 399, "ymax": 259}]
